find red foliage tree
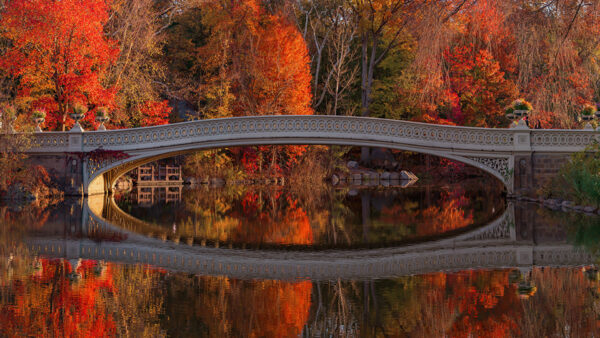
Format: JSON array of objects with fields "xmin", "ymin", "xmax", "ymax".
[
  {"xmin": 0, "ymin": 0, "xmax": 119, "ymax": 131},
  {"xmin": 139, "ymin": 100, "xmax": 172, "ymax": 127}
]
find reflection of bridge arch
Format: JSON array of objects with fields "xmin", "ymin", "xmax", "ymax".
[
  {"xmin": 26, "ymin": 115, "xmax": 597, "ymax": 195},
  {"xmin": 26, "ymin": 238, "xmax": 593, "ymax": 281},
  {"xmin": 25, "ymin": 198, "xmax": 594, "ymax": 280}
]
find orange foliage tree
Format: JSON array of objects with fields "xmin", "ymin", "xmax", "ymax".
[
  {"xmin": 198, "ymin": 0, "xmax": 313, "ymax": 174},
  {"xmin": 0, "ymin": 0, "xmax": 120, "ymax": 131}
]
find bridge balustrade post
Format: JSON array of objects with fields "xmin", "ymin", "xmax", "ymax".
[
  {"xmin": 512, "ymin": 121, "xmax": 533, "ymax": 194},
  {"xmin": 512, "ymin": 120, "xmax": 531, "ymax": 152},
  {"xmin": 515, "ymin": 246, "xmax": 533, "ymax": 267},
  {"xmin": 68, "ymin": 129, "xmax": 86, "ymax": 196}
]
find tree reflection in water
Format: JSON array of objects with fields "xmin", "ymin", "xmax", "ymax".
[
  {"xmin": 3, "ymin": 258, "xmax": 600, "ymax": 336},
  {"xmin": 115, "ymin": 178, "xmax": 504, "ymax": 248},
  {"xmin": 4, "ymin": 185, "xmax": 600, "ymax": 336}
]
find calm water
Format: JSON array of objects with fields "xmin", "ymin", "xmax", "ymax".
[{"xmin": 2, "ymin": 177, "xmax": 600, "ymax": 336}]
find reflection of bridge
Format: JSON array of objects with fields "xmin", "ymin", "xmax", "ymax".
[
  {"xmin": 24, "ymin": 198, "xmax": 595, "ymax": 281},
  {"xmin": 22, "ymin": 115, "xmax": 599, "ymax": 195}
]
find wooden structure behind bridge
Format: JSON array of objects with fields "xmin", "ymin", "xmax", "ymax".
[{"xmin": 134, "ymin": 164, "xmax": 183, "ymax": 186}]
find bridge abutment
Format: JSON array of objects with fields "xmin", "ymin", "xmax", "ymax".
[
  {"xmin": 27, "ymin": 154, "xmax": 85, "ymax": 196},
  {"xmin": 513, "ymin": 153, "xmax": 571, "ymax": 196}
]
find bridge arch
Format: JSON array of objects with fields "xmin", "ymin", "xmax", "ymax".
[
  {"xmin": 77, "ymin": 115, "xmax": 520, "ymax": 195},
  {"xmin": 88, "ymin": 137, "xmax": 511, "ymax": 195}
]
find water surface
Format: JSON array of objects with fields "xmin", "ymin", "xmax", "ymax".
[{"xmin": 1, "ymin": 177, "xmax": 600, "ymax": 336}]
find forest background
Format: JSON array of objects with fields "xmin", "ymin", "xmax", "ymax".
[{"xmin": 1, "ymin": 0, "xmax": 600, "ymax": 178}]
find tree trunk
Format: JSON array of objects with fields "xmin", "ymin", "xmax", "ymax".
[{"xmin": 360, "ymin": 33, "xmax": 371, "ymax": 164}]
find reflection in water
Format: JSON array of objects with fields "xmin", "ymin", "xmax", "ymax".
[
  {"xmin": 2, "ymin": 258, "xmax": 600, "ymax": 336},
  {"xmin": 113, "ymin": 178, "xmax": 505, "ymax": 248},
  {"xmin": 2, "ymin": 183, "xmax": 600, "ymax": 336}
]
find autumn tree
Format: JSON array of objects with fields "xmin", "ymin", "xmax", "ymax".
[
  {"xmin": 509, "ymin": 0, "xmax": 600, "ymax": 127},
  {"xmin": 175, "ymin": 0, "xmax": 314, "ymax": 174},
  {"xmin": 294, "ymin": 0, "xmax": 360, "ymax": 115},
  {"xmin": 0, "ymin": 0, "xmax": 119, "ymax": 131},
  {"xmin": 104, "ymin": 0, "xmax": 175, "ymax": 127}
]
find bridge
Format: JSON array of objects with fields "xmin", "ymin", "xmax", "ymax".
[
  {"xmin": 23, "ymin": 196, "xmax": 595, "ymax": 281},
  {"xmin": 21, "ymin": 115, "xmax": 599, "ymax": 195}
]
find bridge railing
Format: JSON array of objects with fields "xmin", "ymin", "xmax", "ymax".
[{"xmin": 19, "ymin": 115, "xmax": 598, "ymax": 154}]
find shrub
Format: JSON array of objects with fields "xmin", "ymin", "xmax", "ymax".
[
  {"xmin": 32, "ymin": 109, "xmax": 46, "ymax": 119},
  {"xmin": 547, "ymin": 143, "xmax": 600, "ymax": 206},
  {"xmin": 71, "ymin": 103, "xmax": 88, "ymax": 115},
  {"xmin": 581, "ymin": 104, "xmax": 597, "ymax": 116},
  {"xmin": 511, "ymin": 99, "xmax": 533, "ymax": 111},
  {"xmin": 96, "ymin": 107, "xmax": 109, "ymax": 118}
]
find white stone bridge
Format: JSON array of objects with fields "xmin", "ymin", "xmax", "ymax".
[
  {"xmin": 21, "ymin": 115, "xmax": 599, "ymax": 195},
  {"xmin": 23, "ymin": 197, "xmax": 595, "ymax": 281}
]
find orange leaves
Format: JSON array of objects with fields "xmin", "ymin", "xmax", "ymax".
[
  {"xmin": 0, "ymin": 259, "xmax": 116, "ymax": 337},
  {"xmin": 197, "ymin": 0, "xmax": 313, "ymax": 173},
  {"xmin": 201, "ymin": 0, "xmax": 313, "ymax": 117},
  {"xmin": 0, "ymin": 0, "xmax": 119, "ymax": 131},
  {"xmin": 234, "ymin": 191, "xmax": 314, "ymax": 245}
]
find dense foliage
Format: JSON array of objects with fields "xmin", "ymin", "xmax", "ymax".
[
  {"xmin": 0, "ymin": 0, "xmax": 598, "ymax": 140},
  {"xmin": 1, "ymin": 0, "xmax": 600, "ymax": 183}
]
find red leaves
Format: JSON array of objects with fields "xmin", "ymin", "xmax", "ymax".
[
  {"xmin": 441, "ymin": 44, "xmax": 517, "ymax": 127},
  {"xmin": 0, "ymin": 0, "xmax": 119, "ymax": 131},
  {"xmin": 139, "ymin": 100, "xmax": 172, "ymax": 127}
]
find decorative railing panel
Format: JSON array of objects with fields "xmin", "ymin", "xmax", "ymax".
[{"xmin": 21, "ymin": 116, "xmax": 598, "ymax": 154}]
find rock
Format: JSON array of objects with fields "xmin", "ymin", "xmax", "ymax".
[
  {"xmin": 562, "ymin": 200, "xmax": 574, "ymax": 208},
  {"xmin": 584, "ymin": 206, "xmax": 597, "ymax": 213},
  {"xmin": 331, "ymin": 174, "xmax": 340, "ymax": 185},
  {"xmin": 399, "ymin": 179, "xmax": 417, "ymax": 188},
  {"xmin": 573, "ymin": 205, "xmax": 585, "ymax": 212},
  {"xmin": 347, "ymin": 161, "xmax": 359, "ymax": 169},
  {"xmin": 400, "ymin": 170, "xmax": 418, "ymax": 181}
]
